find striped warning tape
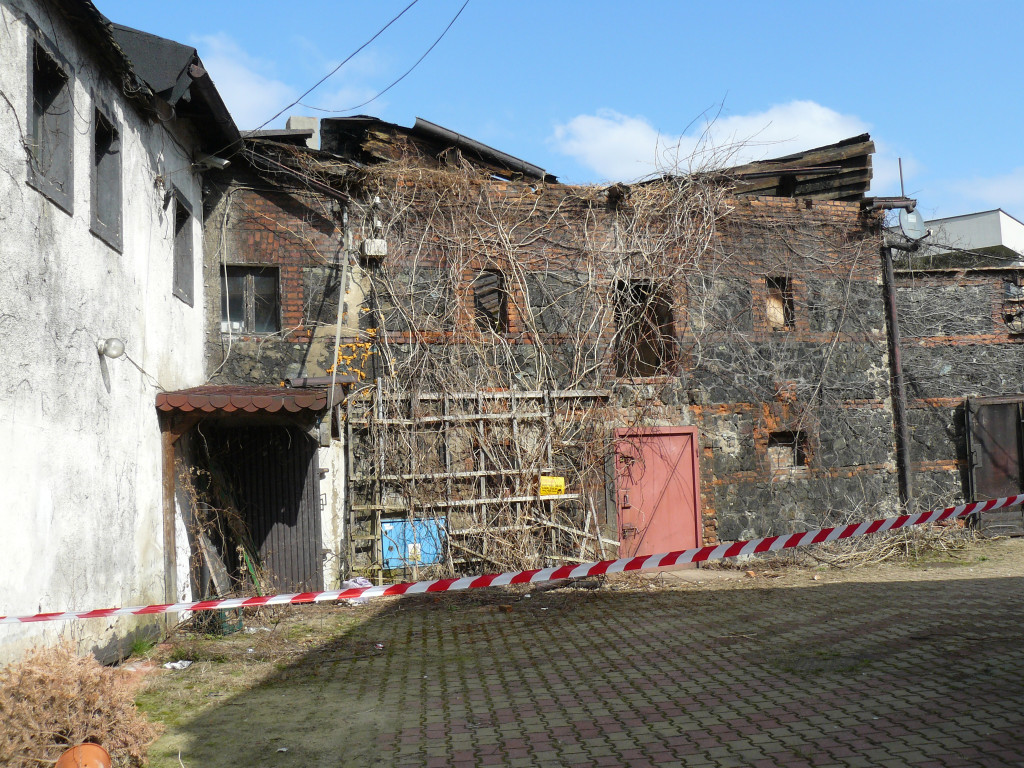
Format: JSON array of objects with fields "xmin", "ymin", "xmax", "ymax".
[{"xmin": 2, "ymin": 494, "xmax": 1021, "ymax": 625}]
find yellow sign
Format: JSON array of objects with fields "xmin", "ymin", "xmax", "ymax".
[{"xmin": 539, "ymin": 476, "xmax": 566, "ymax": 496}]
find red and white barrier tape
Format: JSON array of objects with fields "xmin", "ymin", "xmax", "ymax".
[{"xmin": 3, "ymin": 494, "xmax": 1021, "ymax": 626}]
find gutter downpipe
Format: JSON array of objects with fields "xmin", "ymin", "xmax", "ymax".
[
  {"xmin": 881, "ymin": 239, "xmax": 914, "ymax": 512},
  {"xmin": 328, "ymin": 204, "xmax": 353, "ymax": 413}
]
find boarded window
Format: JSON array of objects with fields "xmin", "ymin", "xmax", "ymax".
[
  {"xmin": 221, "ymin": 266, "xmax": 281, "ymax": 334},
  {"xmin": 766, "ymin": 276, "xmax": 794, "ymax": 330},
  {"xmin": 90, "ymin": 106, "xmax": 121, "ymax": 250},
  {"xmin": 473, "ymin": 269, "xmax": 508, "ymax": 332},
  {"xmin": 615, "ymin": 280, "xmax": 675, "ymax": 377},
  {"xmin": 29, "ymin": 39, "xmax": 73, "ymax": 211},
  {"xmin": 767, "ymin": 430, "xmax": 807, "ymax": 472},
  {"xmin": 172, "ymin": 192, "xmax": 194, "ymax": 306}
]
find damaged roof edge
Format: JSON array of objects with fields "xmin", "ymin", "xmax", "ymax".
[
  {"xmin": 617, "ymin": 134, "xmax": 875, "ymax": 203},
  {"xmin": 723, "ymin": 134, "xmax": 875, "ymax": 202},
  {"xmin": 319, "ymin": 115, "xmax": 557, "ymax": 183},
  {"xmin": 50, "ymin": 0, "xmax": 154, "ymax": 109},
  {"xmin": 411, "ymin": 118, "xmax": 555, "ymax": 183},
  {"xmin": 109, "ymin": 23, "xmax": 240, "ymax": 150}
]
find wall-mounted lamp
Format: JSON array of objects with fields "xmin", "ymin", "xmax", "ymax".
[
  {"xmin": 193, "ymin": 153, "xmax": 231, "ymax": 171},
  {"xmin": 96, "ymin": 338, "xmax": 126, "ymax": 359}
]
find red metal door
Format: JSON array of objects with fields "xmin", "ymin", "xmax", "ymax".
[{"xmin": 614, "ymin": 426, "xmax": 701, "ymax": 557}]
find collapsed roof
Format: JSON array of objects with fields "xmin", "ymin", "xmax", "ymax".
[
  {"xmin": 241, "ymin": 113, "xmax": 877, "ymax": 207},
  {"xmin": 722, "ymin": 134, "xmax": 875, "ymax": 202},
  {"xmin": 319, "ymin": 116, "xmax": 557, "ymax": 183}
]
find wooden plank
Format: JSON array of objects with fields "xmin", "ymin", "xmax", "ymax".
[
  {"xmin": 449, "ymin": 525, "xmax": 532, "ymax": 535},
  {"xmin": 352, "ymin": 467, "xmax": 557, "ymax": 483},
  {"xmin": 374, "ymin": 389, "xmax": 610, "ymax": 401},
  {"xmin": 422, "ymin": 493, "xmax": 580, "ymax": 509},
  {"xmin": 349, "ymin": 412, "xmax": 551, "ymax": 426}
]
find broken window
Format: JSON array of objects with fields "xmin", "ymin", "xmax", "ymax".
[
  {"xmin": 766, "ymin": 276, "xmax": 795, "ymax": 331},
  {"xmin": 29, "ymin": 39, "xmax": 73, "ymax": 211},
  {"xmin": 1003, "ymin": 278, "xmax": 1024, "ymax": 333},
  {"xmin": 221, "ymin": 266, "xmax": 281, "ymax": 334},
  {"xmin": 767, "ymin": 430, "xmax": 808, "ymax": 473},
  {"xmin": 615, "ymin": 279, "xmax": 675, "ymax": 377},
  {"xmin": 90, "ymin": 106, "xmax": 121, "ymax": 250},
  {"xmin": 172, "ymin": 191, "xmax": 194, "ymax": 306},
  {"xmin": 473, "ymin": 269, "xmax": 508, "ymax": 332}
]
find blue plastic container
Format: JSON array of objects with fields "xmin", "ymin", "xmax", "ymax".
[{"xmin": 381, "ymin": 517, "xmax": 447, "ymax": 569}]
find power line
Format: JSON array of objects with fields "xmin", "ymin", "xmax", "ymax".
[
  {"xmin": 251, "ymin": 0, "xmax": 421, "ymax": 133},
  {"xmin": 298, "ymin": 0, "xmax": 471, "ymax": 115}
]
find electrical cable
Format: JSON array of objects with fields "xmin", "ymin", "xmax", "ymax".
[
  {"xmin": 249, "ymin": 0, "xmax": 421, "ymax": 134},
  {"xmin": 297, "ymin": 0, "xmax": 471, "ymax": 115}
]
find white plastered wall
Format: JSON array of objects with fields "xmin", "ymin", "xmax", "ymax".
[
  {"xmin": 319, "ymin": 437, "xmax": 348, "ymax": 588},
  {"xmin": 0, "ymin": 1, "xmax": 207, "ymax": 661}
]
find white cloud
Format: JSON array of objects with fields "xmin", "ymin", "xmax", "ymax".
[
  {"xmin": 551, "ymin": 110, "xmax": 663, "ymax": 181},
  {"xmin": 193, "ymin": 33, "xmax": 389, "ymax": 130},
  {"xmin": 193, "ymin": 34, "xmax": 296, "ymax": 130},
  {"xmin": 551, "ymin": 101, "xmax": 872, "ymax": 183},
  {"xmin": 951, "ymin": 167, "xmax": 1024, "ymax": 213}
]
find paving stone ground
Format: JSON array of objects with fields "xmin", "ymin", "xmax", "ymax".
[{"xmin": 147, "ymin": 538, "xmax": 1024, "ymax": 767}]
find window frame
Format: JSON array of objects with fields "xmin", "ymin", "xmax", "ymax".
[
  {"xmin": 767, "ymin": 430, "xmax": 810, "ymax": 476},
  {"xmin": 472, "ymin": 268, "xmax": 509, "ymax": 333},
  {"xmin": 171, "ymin": 188, "xmax": 194, "ymax": 306},
  {"xmin": 26, "ymin": 31, "xmax": 74, "ymax": 213},
  {"xmin": 220, "ymin": 265, "xmax": 282, "ymax": 335},
  {"xmin": 765, "ymin": 276, "xmax": 795, "ymax": 331},
  {"xmin": 90, "ymin": 97, "xmax": 122, "ymax": 251},
  {"xmin": 614, "ymin": 278, "xmax": 676, "ymax": 378}
]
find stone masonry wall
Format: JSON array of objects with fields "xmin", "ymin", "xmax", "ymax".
[{"xmin": 895, "ymin": 267, "xmax": 1024, "ymax": 508}]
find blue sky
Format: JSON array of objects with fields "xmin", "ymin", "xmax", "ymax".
[{"xmin": 96, "ymin": 0, "xmax": 1024, "ymax": 221}]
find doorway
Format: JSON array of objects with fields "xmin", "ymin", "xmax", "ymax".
[{"xmin": 614, "ymin": 426, "xmax": 701, "ymax": 557}]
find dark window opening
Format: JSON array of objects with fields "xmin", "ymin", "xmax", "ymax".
[
  {"xmin": 29, "ymin": 40, "xmax": 73, "ymax": 208},
  {"xmin": 91, "ymin": 107, "xmax": 121, "ymax": 249},
  {"xmin": 1003, "ymin": 278, "xmax": 1024, "ymax": 334},
  {"xmin": 767, "ymin": 430, "xmax": 808, "ymax": 472},
  {"xmin": 615, "ymin": 279, "xmax": 675, "ymax": 377},
  {"xmin": 766, "ymin": 276, "xmax": 794, "ymax": 330},
  {"xmin": 777, "ymin": 173, "xmax": 798, "ymax": 197},
  {"xmin": 221, "ymin": 266, "xmax": 281, "ymax": 334},
  {"xmin": 172, "ymin": 193, "xmax": 194, "ymax": 305},
  {"xmin": 473, "ymin": 269, "xmax": 508, "ymax": 332}
]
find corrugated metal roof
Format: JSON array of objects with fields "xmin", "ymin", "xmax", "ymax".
[{"xmin": 156, "ymin": 386, "xmax": 339, "ymax": 414}]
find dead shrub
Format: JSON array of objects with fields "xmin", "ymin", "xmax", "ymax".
[{"xmin": 0, "ymin": 642, "xmax": 161, "ymax": 767}]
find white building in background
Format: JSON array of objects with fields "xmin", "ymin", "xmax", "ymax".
[
  {"xmin": 0, "ymin": 0, "xmax": 237, "ymax": 661},
  {"xmin": 920, "ymin": 209, "xmax": 1024, "ymax": 266}
]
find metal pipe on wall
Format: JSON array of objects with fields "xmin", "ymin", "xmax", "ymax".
[{"xmin": 881, "ymin": 244, "xmax": 914, "ymax": 511}]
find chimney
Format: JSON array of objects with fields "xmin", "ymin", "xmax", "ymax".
[{"xmin": 286, "ymin": 116, "xmax": 320, "ymax": 150}]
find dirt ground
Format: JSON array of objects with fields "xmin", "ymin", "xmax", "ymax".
[{"xmin": 134, "ymin": 535, "xmax": 1024, "ymax": 767}]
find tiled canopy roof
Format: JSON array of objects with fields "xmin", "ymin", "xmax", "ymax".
[{"xmin": 156, "ymin": 385, "xmax": 339, "ymax": 414}]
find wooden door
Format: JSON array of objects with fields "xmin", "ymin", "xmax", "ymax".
[
  {"xmin": 214, "ymin": 424, "xmax": 324, "ymax": 592},
  {"xmin": 614, "ymin": 426, "xmax": 701, "ymax": 557}
]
